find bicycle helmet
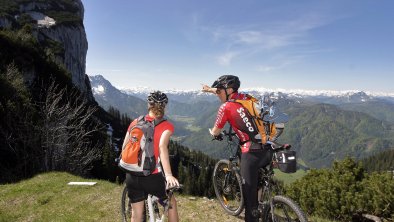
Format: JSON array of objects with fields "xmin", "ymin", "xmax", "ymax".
[
  {"xmin": 147, "ymin": 91, "xmax": 168, "ymax": 106},
  {"xmin": 211, "ymin": 75, "xmax": 240, "ymax": 91}
]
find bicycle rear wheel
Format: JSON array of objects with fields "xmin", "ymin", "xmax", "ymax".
[
  {"xmin": 261, "ymin": 195, "xmax": 307, "ymax": 222},
  {"xmin": 213, "ymin": 159, "xmax": 244, "ymax": 216},
  {"xmin": 121, "ymin": 185, "xmax": 147, "ymax": 222}
]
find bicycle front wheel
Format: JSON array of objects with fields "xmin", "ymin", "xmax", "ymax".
[
  {"xmin": 213, "ymin": 159, "xmax": 244, "ymax": 216},
  {"xmin": 262, "ymin": 195, "xmax": 307, "ymax": 222}
]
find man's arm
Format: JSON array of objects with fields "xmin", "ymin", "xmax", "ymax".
[
  {"xmin": 210, "ymin": 103, "xmax": 227, "ymax": 137},
  {"xmin": 209, "ymin": 126, "xmax": 222, "ymax": 136},
  {"xmin": 201, "ymin": 84, "xmax": 218, "ymax": 94}
]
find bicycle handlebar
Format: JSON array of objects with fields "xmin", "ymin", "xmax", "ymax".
[
  {"xmin": 166, "ymin": 184, "xmax": 183, "ymax": 192},
  {"xmin": 209, "ymin": 128, "xmax": 237, "ymax": 141}
]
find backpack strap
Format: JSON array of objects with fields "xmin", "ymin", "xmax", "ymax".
[
  {"xmin": 128, "ymin": 116, "xmax": 144, "ymax": 132},
  {"xmin": 154, "ymin": 118, "xmax": 167, "ymax": 126},
  {"xmin": 138, "ymin": 115, "xmax": 167, "ymax": 127},
  {"xmin": 137, "ymin": 115, "xmax": 145, "ymax": 121}
]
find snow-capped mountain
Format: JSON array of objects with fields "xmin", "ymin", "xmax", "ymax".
[
  {"xmin": 89, "ymin": 75, "xmax": 394, "ymax": 168},
  {"xmin": 121, "ymin": 87, "xmax": 217, "ymax": 103},
  {"xmin": 89, "ymin": 75, "xmax": 147, "ymax": 118},
  {"xmin": 122, "ymin": 85, "xmax": 394, "ymax": 105},
  {"xmin": 90, "ymin": 74, "xmax": 394, "ymax": 105}
]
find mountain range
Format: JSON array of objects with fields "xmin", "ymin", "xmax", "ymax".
[{"xmin": 89, "ymin": 75, "xmax": 394, "ymax": 168}]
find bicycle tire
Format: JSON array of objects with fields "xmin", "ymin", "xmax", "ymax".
[
  {"xmin": 213, "ymin": 159, "xmax": 244, "ymax": 216},
  {"xmin": 121, "ymin": 186, "xmax": 147, "ymax": 222},
  {"xmin": 261, "ymin": 195, "xmax": 307, "ymax": 222}
]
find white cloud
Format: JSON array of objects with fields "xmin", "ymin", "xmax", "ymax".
[
  {"xmin": 236, "ymin": 31, "xmax": 263, "ymax": 44},
  {"xmin": 201, "ymin": 12, "xmax": 340, "ymax": 66},
  {"xmin": 256, "ymin": 65, "xmax": 276, "ymax": 72},
  {"xmin": 215, "ymin": 51, "xmax": 238, "ymax": 66}
]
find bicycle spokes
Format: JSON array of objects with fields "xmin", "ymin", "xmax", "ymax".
[
  {"xmin": 213, "ymin": 160, "xmax": 244, "ymax": 216},
  {"xmin": 221, "ymin": 179, "xmax": 241, "ymax": 208}
]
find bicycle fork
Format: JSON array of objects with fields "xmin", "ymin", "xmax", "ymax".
[
  {"xmin": 223, "ymin": 170, "xmax": 232, "ymax": 194},
  {"xmin": 223, "ymin": 161, "xmax": 238, "ymax": 194}
]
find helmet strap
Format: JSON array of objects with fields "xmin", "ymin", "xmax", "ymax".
[{"xmin": 225, "ymin": 88, "xmax": 233, "ymax": 101}]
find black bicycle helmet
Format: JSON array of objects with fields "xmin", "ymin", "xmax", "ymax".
[
  {"xmin": 211, "ymin": 75, "xmax": 240, "ymax": 91},
  {"xmin": 147, "ymin": 91, "xmax": 168, "ymax": 105}
]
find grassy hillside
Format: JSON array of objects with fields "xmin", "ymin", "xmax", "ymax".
[
  {"xmin": 281, "ymin": 103, "xmax": 394, "ymax": 168},
  {"xmin": 180, "ymin": 102, "xmax": 394, "ymax": 168},
  {"xmin": 0, "ymin": 172, "xmax": 244, "ymax": 222},
  {"xmin": 339, "ymin": 100, "xmax": 394, "ymax": 124},
  {"xmin": 1, "ymin": 172, "xmax": 344, "ymax": 222}
]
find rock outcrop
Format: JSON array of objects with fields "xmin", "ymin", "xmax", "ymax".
[{"xmin": 0, "ymin": 0, "xmax": 93, "ymax": 100}]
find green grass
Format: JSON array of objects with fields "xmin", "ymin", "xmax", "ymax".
[
  {"xmin": 0, "ymin": 172, "xmax": 334, "ymax": 222},
  {"xmin": 0, "ymin": 172, "xmax": 121, "ymax": 221},
  {"xmin": 0, "ymin": 172, "xmax": 242, "ymax": 222},
  {"xmin": 169, "ymin": 115, "xmax": 201, "ymax": 132}
]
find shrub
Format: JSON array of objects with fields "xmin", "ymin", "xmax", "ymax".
[{"xmin": 286, "ymin": 157, "xmax": 394, "ymax": 221}]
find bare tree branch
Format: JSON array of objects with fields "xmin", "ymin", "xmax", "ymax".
[{"xmin": 39, "ymin": 80, "xmax": 105, "ymax": 174}]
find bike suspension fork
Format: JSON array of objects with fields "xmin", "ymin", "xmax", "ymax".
[{"xmin": 223, "ymin": 162, "xmax": 235, "ymax": 193}]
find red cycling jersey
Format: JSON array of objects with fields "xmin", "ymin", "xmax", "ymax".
[{"xmin": 214, "ymin": 92, "xmax": 260, "ymax": 153}]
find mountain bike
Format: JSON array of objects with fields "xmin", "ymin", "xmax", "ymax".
[
  {"xmin": 212, "ymin": 127, "xmax": 308, "ymax": 221},
  {"xmin": 121, "ymin": 182, "xmax": 182, "ymax": 222}
]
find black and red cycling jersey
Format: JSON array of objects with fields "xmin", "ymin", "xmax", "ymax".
[{"xmin": 214, "ymin": 92, "xmax": 260, "ymax": 153}]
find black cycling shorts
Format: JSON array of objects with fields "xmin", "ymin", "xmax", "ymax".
[{"xmin": 125, "ymin": 172, "xmax": 166, "ymax": 203}]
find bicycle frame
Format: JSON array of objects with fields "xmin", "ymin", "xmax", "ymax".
[
  {"xmin": 259, "ymin": 162, "xmax": 277, "ymax": 220},
  {"xmin": 223, "ymin": 128, "xmax": 241, "ymax": 187},
  {"xmin": 121, "ymin": 184, "xmax": 181, "ymax": 222},
  {"xmin": 147, "ymin": 194, "xmax": 165, "ymax": 222},
  {"xmin": 258, "ymin": 146, "xmax": 305, "ymax": 221}
]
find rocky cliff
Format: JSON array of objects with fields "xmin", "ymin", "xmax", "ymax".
[
  {"xmin": 39, "ymin": 24, "xmax": 90, "ymax": 96},
  {"xmin": 0, "ymin": 0, "xmax": 93, "ymax": 100}
]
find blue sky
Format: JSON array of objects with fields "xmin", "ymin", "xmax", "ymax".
[{"xmin": 82, "ymin": 0, "xmax": 394, "ymax": 93}]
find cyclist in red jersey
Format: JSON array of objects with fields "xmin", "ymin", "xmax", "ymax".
[
  {"xmin": 123, "ymin": 91, "xmax": 179, "ymax": 222},
  {"xmin": 202, "ymin": 75, "xmax": 272, "ymax": 222}
]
